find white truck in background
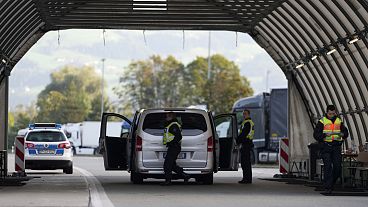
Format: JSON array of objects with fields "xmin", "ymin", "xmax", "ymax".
[{"xmin": 64, "ymin": 121, "xmax": 122, "ymax": 155}]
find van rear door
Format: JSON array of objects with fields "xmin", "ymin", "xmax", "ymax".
[
  {"xmin": 214, "ymin": 114, "xmax": 239, "ymax": 171},
  {"xmin": 99, "ymin": 112, "xmax": 132, "ymax": 170}
]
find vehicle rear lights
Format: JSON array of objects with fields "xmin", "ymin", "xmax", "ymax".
[
  {"xmin": 25, "ymin": 142, "xmax": 35, "ymax": 149},
  {"xmin": 207, "ymin": 136, "xmax": 213, "ymax": 152},
  {"xmin": 136, "ymin": 136, "xmax": 142, "ymax": 151},
  {"xmin": 58, "ymin": 142, "xmax": 71, "ymax": 149}
]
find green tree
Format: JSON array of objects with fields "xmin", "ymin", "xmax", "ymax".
[
  {"xmin": 114, "ymin": 55, "xmax": 185, "ymax": 112},
  {"xmin": 37, "ymin": 65, "xmax": 114, "ymax": 123},
  {"xmin": 186, "ymin": 54, "xmax": 253, "ymax": 114},
  {"xmin": 7, "ymin": 104, "xmax": 37, "ymax": 149},
  {"xmin": 115, "ymin": 54, "xmax": 253, "ymax": 114}
]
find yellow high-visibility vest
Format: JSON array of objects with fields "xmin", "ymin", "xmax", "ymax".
[
  {"xmin": 240, "ymin": 119, "xmax": 255, "ymax": 140},
  {"xmin": 319, "ymin": 117, "xmax": 342, "ymax": 142},
  {"xmin": 163, "ymin": 122, "xmax": 182, "ymax": 145}
]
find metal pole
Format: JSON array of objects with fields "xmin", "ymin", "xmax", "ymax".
[
  {"xmin": 207, "ymin": 31, "xmax": 211, "ymax": 80},
  {"xmin": 101, "ymin": 58, "xmax": 105, "ymax": 116},
  {"xmin": 207, "ymin": 31, "xmax": 212, "ymax": 110},
  {"xmin": 0, "ymin": 67, "xmax": 10, "ymax": 176},
  {"xmin": 153, "ymin": 63, "xmax": 158, "ymax": 107},
  {"xmin": 266, "ymin": 70, "xmax": 270, "ymax": 92}
]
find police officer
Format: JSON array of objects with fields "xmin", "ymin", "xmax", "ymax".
[
  {"xmin": 313, "ymin": 105, "xmax": 349, "ymax": 194},
  {"xmin": 237, "ymin": 109, "xmax": 255, "ymax": 184},
  {"xmin": 161, "ymin": 112, "xmax": 190, "ymax": 186}
]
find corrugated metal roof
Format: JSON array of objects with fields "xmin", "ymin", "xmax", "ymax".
[
  {"xmin": 252, "ymin": 0, "xmax": 368, "ymax": 149},
  {"xmin": 0, "ymin": 0, "xmax": 367, "ymax": 150}
]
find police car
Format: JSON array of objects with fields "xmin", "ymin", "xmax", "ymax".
[{"xmin": 24, "ymin": 123, "xmax": 73, "ymax": 174}]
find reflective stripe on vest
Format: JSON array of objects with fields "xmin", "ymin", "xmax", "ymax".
[
  {"xmin": 240, "ymin": 119, "xmax": 255, "ymax": 140},
  {"xmin": 320, "ymin": 117, "xmax": 342, "ymax": 142},
  {"xmin": 163, "ymin": 122, "xmax": 182, "ymax": 145}
]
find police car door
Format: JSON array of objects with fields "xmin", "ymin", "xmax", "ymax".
[
  {"xmin": 214, "ymin": 114, "xmax": 239, "ymax": 171},
  {"xmin": 99, "ymin": 112, "xmax": 132, "ymax": 170}
]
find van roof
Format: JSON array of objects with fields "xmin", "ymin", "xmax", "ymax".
[{"xmin": 140, "ymin": 107, "xmax": 208, "ymax": 113}]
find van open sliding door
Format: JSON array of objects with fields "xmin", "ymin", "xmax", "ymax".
[{"xmin": 214, "ymin": 114, "xmax": 239, "ymax": 171}]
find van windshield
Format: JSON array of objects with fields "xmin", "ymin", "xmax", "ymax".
[
  {"xmin": 143, "ymin": 112, "xmax": 207, "ymax": 136},
  {"xmin": 26, "ymin": 131, "xmax": 66, "ymax": 142}
]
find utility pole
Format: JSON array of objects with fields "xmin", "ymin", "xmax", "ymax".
[
  {"xmin": 207, "ymin": 31, "xmax": 211, "ymax": 81},
  {"xmin": 207, "ymin": 31, "xmax": 212, "ymax": 110},
  {"xmin": 153, "ymin": 62, "xmax": 158, "ymax": 108},
  {"xmin": 266, "ymin": 70, "xmax": 271, "ymax": 92},
  {"xmin": 101, "ymin": 58, "xmax": 105, "ymax": 117}
]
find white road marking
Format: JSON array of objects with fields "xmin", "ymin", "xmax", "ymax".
[{"xmin": 75, "ymin": 167, "xmax": 115, "ymax": 207}]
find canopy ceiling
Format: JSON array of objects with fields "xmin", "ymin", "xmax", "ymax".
[{"xmin": 1, "ymin": 0, "xmax": 367, "ymax": 149}]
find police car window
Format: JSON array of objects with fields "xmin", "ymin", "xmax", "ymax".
[
  {"xmin": 143, "ymin": 113, "xmax": 207, "ymax": 136},
  {"xmin": 26, "ymin": 131, "xmax": 66, "ymax": 142}
]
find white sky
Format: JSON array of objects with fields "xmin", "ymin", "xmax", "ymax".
[{"xmin": 9, "ymin": 29, "xmax": 287, "ymax": 109}]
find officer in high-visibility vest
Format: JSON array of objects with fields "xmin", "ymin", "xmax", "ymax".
[
  {"xmin": 237, "ymin": 109, "xmax": 255, "ymax": 184},
  {"xmin": 313, "ymin": 105, "xmax": 349, "ymax": 194},
  {"xmin": 161, "ymin": 112, "xmax": 190, "ymax": 186}
]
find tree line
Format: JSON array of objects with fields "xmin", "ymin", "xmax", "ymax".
[{"xmin": 7, "ymin": 54, "xmax": 253, "ymax": 148}]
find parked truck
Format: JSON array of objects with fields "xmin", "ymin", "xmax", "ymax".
[
  {"xmin": 232, "ymin": 88, "xmax": 288, "ymax": 164},
  {"xmin": 64, "ymin": 121, "xmax": 122, "ymax": 155}
]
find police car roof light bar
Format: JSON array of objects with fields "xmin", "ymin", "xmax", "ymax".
[{"xmin": 29, "ymin": 123, "xmax": 62, "ymax": 130}]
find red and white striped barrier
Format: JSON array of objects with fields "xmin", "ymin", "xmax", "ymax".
[
  {"xmin": 279, "ymin": 138, "xmax": 289, "ymax": 174},
  {"xmin": 15, "ymin": 136, "xmax": 25, "ymax": 173}
]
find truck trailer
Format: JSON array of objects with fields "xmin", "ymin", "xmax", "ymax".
[{"xmin": 64, "ymin": 121, "xmax": 122, "ymax": 155}]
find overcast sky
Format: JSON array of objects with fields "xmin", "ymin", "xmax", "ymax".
[{"xmin": 9, "ymin": 29, "xmax": 287, "ymax": 109}]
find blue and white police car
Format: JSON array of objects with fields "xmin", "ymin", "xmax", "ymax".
[{"xmin": 24, "ymin": 123, "xmax": 73, "ymax": 174}]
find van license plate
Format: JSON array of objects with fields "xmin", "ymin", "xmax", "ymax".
[{"xmin": 163, "ymin": 152, "xmax": 186, "ymax": 159}]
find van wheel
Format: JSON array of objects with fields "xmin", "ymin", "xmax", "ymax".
[
  {"xmin": 63, "ymin": 164, "xmax": 73, "ymax": 174},
  {"xmin": 131, "ymin": 171, "xmax": 143, "ymax": 184},
  {"xmin": 197, "ymin": 173, "xmax": 213, "ymax": 185}
]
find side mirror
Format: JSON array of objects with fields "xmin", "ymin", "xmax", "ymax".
[{"xmin": 66, "ymin": 132, "xmax": 72, "ymax": 138}]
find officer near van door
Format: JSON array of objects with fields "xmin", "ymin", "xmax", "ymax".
[
  {"xmin": 237, "ymin": 109, "xmax": 255, "ymax": 184},
  {"xmin": 313, "ymin": 105, "xmax": 349, "ymax": 194},
  {"xmin": 161, "ymin": 112, "xmax": 190, "ymax": 186}
]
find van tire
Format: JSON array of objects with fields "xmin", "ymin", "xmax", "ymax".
[
  {"xmin": 131, "ymin": 171, "xmax": 143, "ymax": 184},
  {"xmin": 63, "ymin": 164, "xmax": 73, "ymax": 174},
  {"xmin": 198, "ymin": 173, "xmax": 213, "ymax": 185}
]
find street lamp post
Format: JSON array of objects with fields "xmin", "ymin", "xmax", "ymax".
[
  {"xmin": 101, "ymin": 58, "xmax": 105, "ymax": 117},
  {"xmin": 207, "ymin": 31, "xmax": 211, "ymax": 110},
  {"xmin": 266, "ymin": 70, "xmax": 271, "ymax": 92}
]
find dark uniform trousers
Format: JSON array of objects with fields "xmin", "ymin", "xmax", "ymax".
[
  {"xmin": 240, "ymin": 142, "xmax": 252, "ymax": 182},
  {"xmin": 164, "ymin": 143, "xmax": 184, "ymax": 181},
  {"xmin": 321, "ymin": 142, "xmax": 342, "ymax": 189}
]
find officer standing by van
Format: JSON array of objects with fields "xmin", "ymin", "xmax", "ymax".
[
  {"xmin": 161, "ymin": 112, "xmax": 190, "ymax": 186},
  {"xmin": 237, "ymin": 109, "xmax": 255, "ymax": 184},
  {"xmin": 313, "ymin": 105, "xmax": 349, "ymax": 194}
]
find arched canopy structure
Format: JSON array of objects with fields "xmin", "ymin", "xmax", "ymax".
[{"xmin": 1, "ymin": 0, "xmax": 368, "ymax": 170}]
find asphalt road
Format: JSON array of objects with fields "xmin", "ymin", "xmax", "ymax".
[{"xmin": 1, "ymin": 155, "xmax": 367, "ymax": 207}]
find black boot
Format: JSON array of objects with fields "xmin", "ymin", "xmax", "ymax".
[
  {"xmin": 238, "ymin": 179, "xmax": 252, "ymax": 184},
  {"xmin": 160, "ymin": 180, "xmax": 172, "ymax": 186},
  {"xmin": 161, "ymin": 174, "xmax": 172, "ymax": 186},
  {"xmin": 182, "ymin": 173, "xmax": 190, "ymax": 184}
]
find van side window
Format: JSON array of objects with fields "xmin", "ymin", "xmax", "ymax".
[
  {"xmin": 143, "ymin": 113, "xmax": 207, "ymax": 136},
  {"xmin": 215, "ymin": 117, "xmax": 233, "ymax": 139}
]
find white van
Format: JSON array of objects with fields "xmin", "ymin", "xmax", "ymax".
[{"xmin": 99, "ymin": 108, "xmax": 240, "ymax": 184}]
